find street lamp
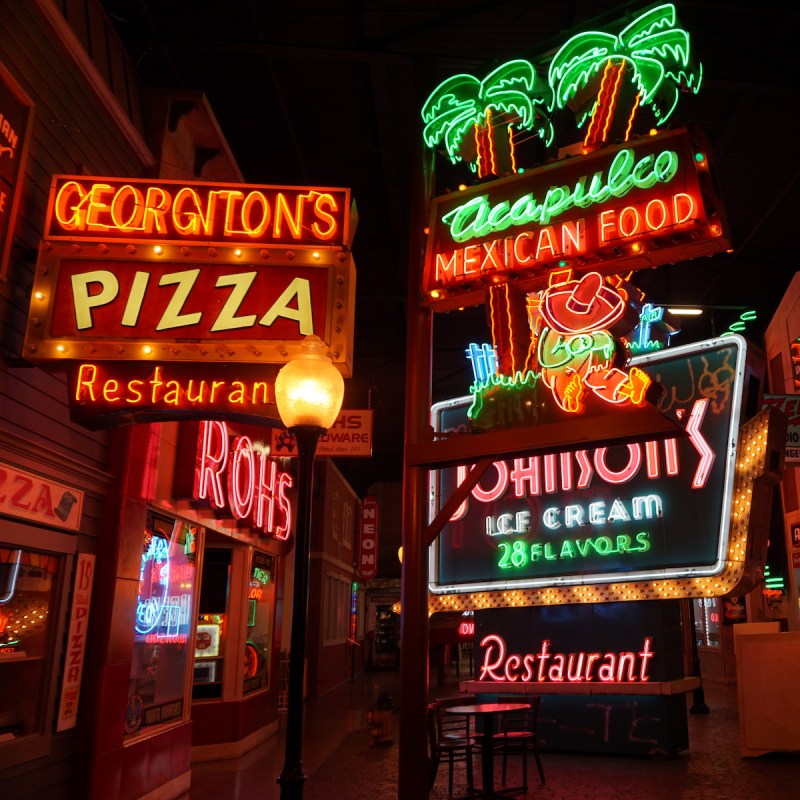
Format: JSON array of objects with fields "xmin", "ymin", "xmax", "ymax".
[{"xmin": 275, "ymin": 335, "xmax": 344, "ymax": 799}]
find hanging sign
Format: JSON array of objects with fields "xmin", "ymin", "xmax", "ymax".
[
  {"xmin": 56, "ymin": 553, "xmax": 95, "ymax": 731},
  {"xmin": 23, "ymin": 175, "xmax": 356, "ymax": 373},
  {"xmin": 0, "ymin": 461, "xmax": 84, "ymax": 531},
  {"xmin": 762, "ymin": 394, "xmax": 800, "ymax": 464},
  {"xmin": 358, "ymin": 496, "xmax": 380, "ymax": 579},
  {"xmin": 0, "ymin": 62, "xmax": 34, "ymax": 279},
  {"xmin": 422, "ymin": 127, "xmax": 728, "ymax": 311},
  {"xmin": 66, "ymin": 360, "xmax": 281, "ymax": 429},
  {"xmin": 430, "ymin": 337, "xmax": 752, "ymax": 597},
  {"xmin": 270, "ymin": 409, "xmax": 374, "ymax": 457}
]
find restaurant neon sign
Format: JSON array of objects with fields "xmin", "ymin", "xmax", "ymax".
[{"xmin": 478, "ymin": 633, "xmax": 654, "ymax": 683}]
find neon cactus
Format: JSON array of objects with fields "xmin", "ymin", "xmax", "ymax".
[
  {"xmin": 548, "ymin": 3, "xmax": 702, "ymax": 149},
  {"xmin": 422, "ymin": 59, "xmax": 553, "ymax": 178}
]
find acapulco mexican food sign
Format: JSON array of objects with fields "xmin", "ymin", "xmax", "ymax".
[{"xmin": 422, "ymin": 126, "xmax": 729, "ymax": 311}]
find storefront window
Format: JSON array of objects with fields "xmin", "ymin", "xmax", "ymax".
[
  {"xmin": 193, "ymin": 548, "xmax": 231, "ymax": 700},
  {"xmin": 692, "ymin": 597, "xmax": 721, "ymax": 648},
  {"xmin": 243, "ymin": 552, "xmax": 273, "ymax": 694},
  {"xmin": 125, "ymin": 514, "xmax": 197, "ymax": 737},
  {"xmin": 0, "ymin": 546, "xmax": 60, "ymax": 740}
]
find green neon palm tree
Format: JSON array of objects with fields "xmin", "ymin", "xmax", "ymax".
[
  {"xmin": 548, "ymin": 3, "xmax": 702, "ymax": 149},
  {"xmin": 422, "ymin": 59, "xmax": 553, "ymax": 178}
]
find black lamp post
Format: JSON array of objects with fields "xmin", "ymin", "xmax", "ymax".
[{"xmin": 275, "ymin": 335, "xmax": 344, "ymax": 800}]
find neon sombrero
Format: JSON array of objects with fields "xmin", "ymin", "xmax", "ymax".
[{"xmin": 540, "ymin": 271, "xmax": 625, "ymax": 334}]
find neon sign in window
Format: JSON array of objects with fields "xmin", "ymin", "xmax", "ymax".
[{"xmin": 126, "ymin": 514, "xmax": 196, "ymax": 737}]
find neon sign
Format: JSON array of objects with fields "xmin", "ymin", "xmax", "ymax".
[
  {"xmin": 135, "ymin": 521, "xmax": 194, "ymax": 644},
  {"xmin": 358, "ymin": 496, "xmax": 379, "ymax": 579},
  {"xmin": 478, "ymin": 633, "xmax": 654, "ymax": 683},
  {"xmin": 430, "ymin": 336, "xmax": 752, "ymax": 598},
  {"xmin": 67, "ymin": 361, "xmax": 280, "ymax": 429},
  {"xmin": 24, "ymin": 177, "xmax": 356, "ymax": 373},
  {"xmin": 535, "ymin": 271, "xmax": 651, "ymax": 413},
  {"xmin": 46, "ymin": 176, "xmax": 351, "ymax": 247},
  {"xmin": 422, "ymin": 59, "xmax": 553, "ymax": 178},
  {"xmin": 194, "ymin": 420, "xmax": 293, "ymax": 539},
  {"xmin": 422, "ymin": 127, "xmax": 728, "ymax": 312},
  {"xmin": 549, "ymin": 4, "xmax": 702, "ymax": 148}
]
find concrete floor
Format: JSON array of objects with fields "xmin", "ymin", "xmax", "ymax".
[{"xmin": 185, "ymin": 668, "xmax": 800, "ymax": 800}]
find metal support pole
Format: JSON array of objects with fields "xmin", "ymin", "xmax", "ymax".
[
  {"xmin": 278, "ymin": 425, "xmax": 324, "ymax": 799},
  {"xmin": 398, "ymin": 57, "xmax": 435, "ymax": 800},
  {"xmin": 687, "ymin": 598, "xmax": 710, "ymax": 715}
]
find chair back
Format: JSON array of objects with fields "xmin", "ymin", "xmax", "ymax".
[
  {"xmin": 435, "ymin": 695, "xmax": 475, "ymax": 742},
  {"xmin": 427, "ymin": 703, "xmax": 441, "ymax": 755},
  {"xmin": 496, "ymin": 694, "xmax": 540, "ymax": 736}
]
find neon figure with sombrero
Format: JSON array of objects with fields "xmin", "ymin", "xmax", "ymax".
[{"xmin": 532, "ymin": 270, "xmax": 652, "ymax": 414}]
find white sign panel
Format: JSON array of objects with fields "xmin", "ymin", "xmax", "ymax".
[
  {"xmin": 271, "ymin": 409, "xmax": 373, "ymax": 457},
  {"xmin": 763, "ymin": 395, "xmax": 800, "ymax": 464},
  {"xmin": 56, "ymin": 553, "xmax": 95, "ymax": 731},
  {"xmin": 0, "ymin": 462, "xmax": 84, "ymax": 531}
]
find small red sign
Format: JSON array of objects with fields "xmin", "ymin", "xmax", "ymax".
[{"xmin": 358, "ymin": 496, "xmax": 379, "ymax": 579}]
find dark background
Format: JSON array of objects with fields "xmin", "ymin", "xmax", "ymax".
[{"xmin": 99, "ymin": 0, "xmax": 800, "ymax": 496}]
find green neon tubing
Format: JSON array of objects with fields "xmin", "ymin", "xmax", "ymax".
[
  {"xmin": 421, "ymin": 59, "xmax": 554, "ymax": 165},
  {"xmin": 442, "ymin": 146, "xmax": 679, "ymax": 242},
  {"xmin": 548, "ymin": 3, "xmax": 702, "ymax": 130}
]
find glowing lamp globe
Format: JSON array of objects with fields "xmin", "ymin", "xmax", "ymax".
[{"xmin": 274, "ymin": 335, "xmax": 344, "ymax": 430}]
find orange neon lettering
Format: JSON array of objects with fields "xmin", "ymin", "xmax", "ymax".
[
  {"xmin": 513, "ymin": 231, "xmax": 533, "ymax": 264},
  {"xmin": 54, "ymin": 180, "xmax": 86, "ymax": 230},
  {"xmin": 229, "ymin": 381, "xmax": 246, "ymax": 404},
  {"xmin": 143, "ymin": 186, "xmax": 170, "ymax": 234},
  {"xmin": 561, "ymin": 219, "xmax": 584, "ymax": 253},
  {"xmin": 75, "ymin": 364, "xmax": 99, "ymax": 401},
  {"xmin": 85, "ymin": 184, "xmax": 115, "ymax": 231},
  {"xmin": 672, "ymin": 192, "xmax": 696, "ymax": 224},
  {"xmin": 102, "ymin": 379, "xmax": 121, "ymax": 402},
  {"xmin": 127, "ymin": 379, "xmax": 144, "ymax": 404},
  {"xmin": 150, "ymin": 366, "xmax": 163, "ymax": 403},
  {"xmin": 240, "ymin": 191, "xmax": 270, "ymax": 237},
  {"xmin": 464, "ymin": 245, "xmax": 480, "ymax": 274},
  {"xmin": 645, "ymin": 198, "xmax": 668, "ymax": 230},
  {"xmin": 311, "ymin": 192, "xmax": 339, "ymax": 240},
  {"xmin": 172, "ymin": 187, "xmax": 208, "ymax": 236},
  {"xmin": 618, "ymin": 205, "xmax": 641, "ymax": 237},
  {"xmin": 436, "ymin": 251, "xmax": 459, "ymax": 281},
  {"xmin": 163, "ymin": 381, "xmax": 181, "ymax": 406},
  {"xmin": 274, "ymin": 192, "xmax": 303, "ymax": 239},
  {"xmin": 219, "ymin": 190, "xmax": 246, "ymax": 236},
  {"xmin": 109, "ymin": 184, "xmax": 144, "ymax": 231},
  {"xmin": 599, "ymin": 209, "xmax": 616, "ymax": 243},
  {"xmin": 534, "ymin": 226, "xmax": 557, "ymax": 259},
  {"xmin": 185, "ymin": 380, "xmax": 207, "ymax": 403},
  {"xmin": 209, "ymin": 381, "xmax": 225, "ymax": 403},
  {"xmin": 251, "ymin": 381, "xmax": 269, "ymax": 404}
]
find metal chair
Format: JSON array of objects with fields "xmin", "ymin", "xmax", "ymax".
[
  {"xmin": 492, "ymin": 695, "xmax": 545, "ymax": 791},
  {"xmin": 427, "ymin": 701, "xmax": 476, "ymax": 797}
]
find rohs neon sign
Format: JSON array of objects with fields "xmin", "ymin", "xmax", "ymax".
[{"xmin": 194, "ymin": 420, "xmax": 293, "ymax": 539}]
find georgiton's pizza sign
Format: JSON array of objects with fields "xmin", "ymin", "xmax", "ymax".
[
  {"xmin": 23, "ymin": 175, "xmax": 356, "ymax": 373},
  {"xmin": 430, "ymin": 337, "xmax": 750, "ymax": 595}
]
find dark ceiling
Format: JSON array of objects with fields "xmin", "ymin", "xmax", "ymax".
[{"xmin": 100, "ymin": 0, "xmax": 800, "ymax": 496}]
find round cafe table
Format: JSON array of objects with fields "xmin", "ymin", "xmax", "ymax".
[{"xmin": 443, "ymin": 702, "xmax": 531, "ymax": 799}]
